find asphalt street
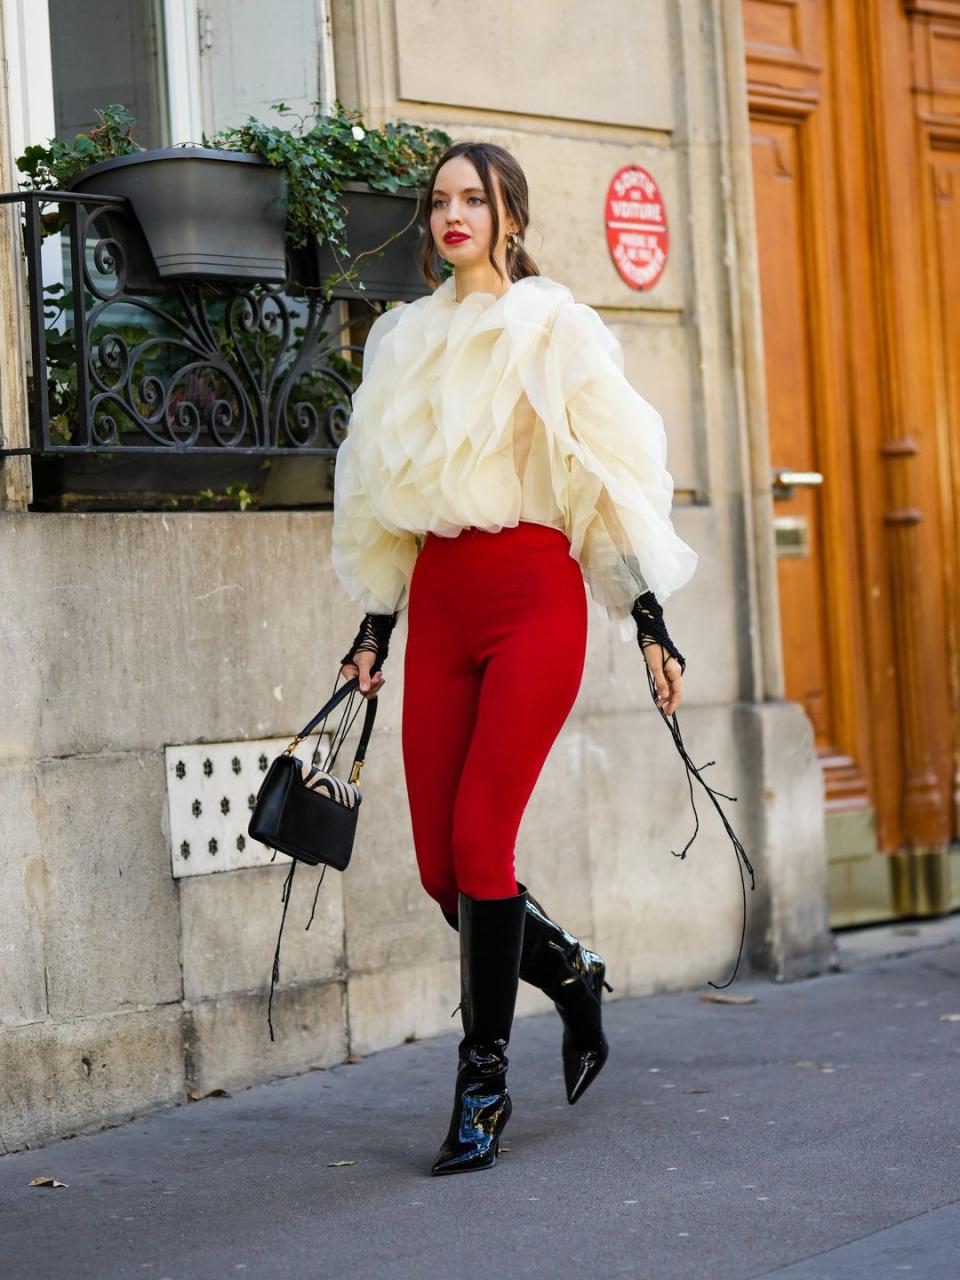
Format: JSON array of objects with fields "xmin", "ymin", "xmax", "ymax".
[{"xmin": 2, "ymin": 920, "xmax": 959, "ymax": 1280}]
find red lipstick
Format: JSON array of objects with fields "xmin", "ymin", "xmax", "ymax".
[{"xmin": 443, "ymin": 230, "xmax": 469, "ymax": 243}]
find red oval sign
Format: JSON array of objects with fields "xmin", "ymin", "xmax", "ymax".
[{"xmin": 604, "ymin": 165, "xmax": 669, "ymax": 291}]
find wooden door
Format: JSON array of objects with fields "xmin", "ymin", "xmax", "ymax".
[{"xmin": 744, "ymin": 0, "xmax": 960, "ymax": 923}]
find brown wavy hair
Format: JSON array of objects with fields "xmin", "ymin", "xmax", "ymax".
[{"xmin": 415, "ymin": 141, "xmax": 540, "ymax": 289}]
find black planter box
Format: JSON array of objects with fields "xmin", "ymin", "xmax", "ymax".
[
  {"xmin": 286, "ymin": 181, "xmax": 430, "ymax": 301},
  {"xmin": 70, "ymin": 148, "xmax": 288, "ymax": 285}
]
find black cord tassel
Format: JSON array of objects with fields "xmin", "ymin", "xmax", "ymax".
[
  {"xmin": 644, "ymin": 664, "xmax": 757, "ymax": 989},
  {"xmin": 267, "ymin": 859, "xmax": 298, "ymax": 1042},
  {"xmin": 305, "ymin": 864, "xmax": 328, "ymax": 931}
]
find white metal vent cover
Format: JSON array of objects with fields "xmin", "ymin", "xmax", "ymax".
[{"xmin": 164, "ymin": 734, "xmax": 335, "ymax": 878}]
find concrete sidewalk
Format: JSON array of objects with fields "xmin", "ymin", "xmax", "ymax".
[{"xmin": 2, "ymin": 921, "xmax": 960, "ymax": 1280}]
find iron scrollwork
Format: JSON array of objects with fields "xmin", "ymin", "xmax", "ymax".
[{"xmin": 0, "ymin": 190, "xmax": 375, "ymax": 457}]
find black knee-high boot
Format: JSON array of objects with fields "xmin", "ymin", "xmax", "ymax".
[
  {"xmin": 441, "ymin": 884, "xmax": 612, "ymax": 1105},
  {"xmin": 431, "ymin": 888, "xmax": 527, "ymax": 1176}
]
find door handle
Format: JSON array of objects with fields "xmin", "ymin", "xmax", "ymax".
[{"xmin": 771, "ymin": 468, "xmax": 823, "ymax": 500}]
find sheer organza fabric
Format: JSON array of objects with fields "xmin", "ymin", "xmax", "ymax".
[{"xmin": 330, "ymin": 273, "xmax": 698, "ymax": 640}]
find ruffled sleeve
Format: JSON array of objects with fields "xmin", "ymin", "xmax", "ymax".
[
  {"xmin": 330, "ymin": 306, "xmax": 421, "ymax": 615},
  {"xmin": 361, "ymin": 305, "xmax": 404, "ymax": 378},
  {"xmin": 547, "ymin": 298, "xmax": 699, "ymax": 638}
]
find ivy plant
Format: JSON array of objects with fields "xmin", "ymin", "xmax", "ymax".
[
  {"xmin": 208, "ymin": 100, "xmax": 448, "ymax": 249},
  {"xmin": 16, "ymin": 104, "xmax": 140, "ymax": 190},
  {"xmin": 16, "ymin": 100, "xmax": 450, "ymax": 290}
]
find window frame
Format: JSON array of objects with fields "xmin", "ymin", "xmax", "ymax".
[{"xmin": 2, "ymin": 0, "xmax": 205, "ymax": 161}]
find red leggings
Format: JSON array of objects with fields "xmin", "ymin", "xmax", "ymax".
[{"xmin": 401, "ymin": 521, "xmax": 588, "ymax": 916}]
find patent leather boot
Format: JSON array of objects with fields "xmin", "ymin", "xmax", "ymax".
[
  {"xmin": 441, "ymin": 884, "xmax": 612, "ymax": 1105},
  {"xmin": 431, "ymin": 888, "xmax": 527, "ymax": 1176},
  {"xmin": 520, "ymin": 890, "xmax": 612, "ymax": 1105}
]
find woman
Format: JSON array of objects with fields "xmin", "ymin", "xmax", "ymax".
[{"xmin": 331, "ymin": 141, "xmax": 698, "ymax": 1176}]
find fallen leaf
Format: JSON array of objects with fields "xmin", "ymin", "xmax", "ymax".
[
  {"xmin": 187, "ymin": 1087, "xmax": 231, "ymax": 1102},
  {"xmin": 344, "ymin": 1054, "xmax": 364, "ymax": 1065},
  {"xmin": 699, "ymin": 993, "xmax": 756, "ymax": 1005},
  {"xmin": 28, "ymin": 1176, "xmax": 67, "ymax": 1188},
  {"xmin": 940, "ymin": 1013, "xmax": 960, "ymax": 1022},
  {"xmin": 327, "ymin": 1159, "xmax": 356, "ymax": 1168}
]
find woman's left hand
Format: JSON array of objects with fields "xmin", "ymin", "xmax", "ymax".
[{"xmin": 643, "ymin": 643, "xmax": 683, "ymax": 716}]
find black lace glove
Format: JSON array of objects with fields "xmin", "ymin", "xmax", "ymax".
[
  {"xmin": 339, "ymin": 611, "xmax": 398, "ymax": 677},
  {"xmin": 631, "ymin": 591, "xmax": 686, "ymax": 675}
]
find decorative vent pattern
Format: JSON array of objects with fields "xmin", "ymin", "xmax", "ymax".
[{"xmin": 164, "ymin": 734, "xmax": 332, "ymax": 879}]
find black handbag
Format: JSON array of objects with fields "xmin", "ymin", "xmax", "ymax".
[
  {"xmin": 247, "ymin": 675, "xmax": 378, "ymax": 1038},
  {"xmin": 247, "ymin": 674, "xmax": 378, "ymax": 870}
]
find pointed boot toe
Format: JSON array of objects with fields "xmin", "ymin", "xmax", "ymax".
[
  {"xmin": 563, "ymin": 1033, "xmax": 609, "ymax": 1105},
  {"xmin": 431, "ymin": 1138, "xmax": 500, "ymax": 1176}
]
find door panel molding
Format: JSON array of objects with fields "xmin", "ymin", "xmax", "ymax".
[
  {"xmin": 903, "ymin": 1, "xmax": 960, "ymax": 19},
  {"xmin": 919, "ymin": 127, "xmax": 960, "ymax": 836}
]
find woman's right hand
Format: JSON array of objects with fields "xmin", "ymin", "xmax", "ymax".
[
  {"xmin": 340, "ymin": 649, "xmax": 385, "ymax": 700},
  {"xmin": 642, "ymin": 643, "xmax": 683, "ymax": 717}
]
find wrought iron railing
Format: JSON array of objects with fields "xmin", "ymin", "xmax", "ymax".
[{"xmin": 0, "ymin": 190, "xmax": 378, "ymax": 457}]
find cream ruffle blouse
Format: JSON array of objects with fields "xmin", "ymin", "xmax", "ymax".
[{"xmin": 330, "ymin": 273, "xmax": 698, "ymax": 641}]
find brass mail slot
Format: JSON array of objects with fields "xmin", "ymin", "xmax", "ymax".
[{"xmin": 774, "ymin": 515, "xmax": 809, "ymax": 558}]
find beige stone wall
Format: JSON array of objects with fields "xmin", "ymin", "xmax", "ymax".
[{"xmin": 0, "ymin": 0, "xmax": 831, "ymax": 1152}]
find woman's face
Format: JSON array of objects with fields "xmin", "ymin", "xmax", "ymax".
[{"xmin": 429, "ymin": 154, "xmax": 514, "ymax": 270}]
